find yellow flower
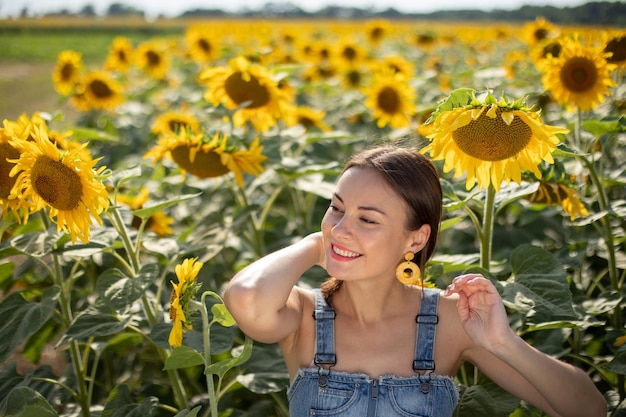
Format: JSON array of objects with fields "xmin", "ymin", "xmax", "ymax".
[
  {"xmin": 144, "ymin": 129, "xmax": 266, "ymax": 188},
  {"xmin": 8, "ymin": 126, "xmax": 109, "ymax": 243},
  {"xmin": 284, "ymin": 106, "xmax": 331, "ymax": 132},
  {"xmin": 0, "ymin": 128, "xmax": 22, "ymax": 219},
  {"xmin": 526, "ymin": 181, "xmax": 589, "ymax": 220},
  {"xmin": 419, "ymin": 89, "xmax": 569, "ymax": 191},
  {"xmin": 71, "ymin": 70, "xmax": 124, "ymax": 112},
  {"xmin": 117, "ymin": 187, "xmax": 173, "ymax": 237},
  {"xmin": 185, "ymin": 24, "xmax": 221, "ymax": 63},
  {"xmin": 364, "ymin": 19, "xmax": 391, "ymax": 45},
  {"xmin": 53, "ymin": 50, "xmax": 82, "ymax": 95},
  {"xmin": 169, "ymin": 257, "xmax": 203, "ymax": 348},
  {"xmin": 151, "ymin": 110, "xmax": 201, "ymax": 137},
  {"xmin": 364, "ymin": 68, "xmax": 416, "ymax": 129},
  {"xmin": 522, "ymin": 17, "xmax": 558, "ymax": 47},
  {"xmin": 135, "ymin": 40, "xmax": 169, "ymax": 80},
  {"xmin": 199, "ymin": 56, "xmax": 291, "ymax": 132},
  {"xmin": 105, "ymin": 37, "xmax": 134, "ymax": 74},
  {"xmin": 541, "ymin": 36, "xmax": 617, "ymax": 112},
  {"xmin": 603, "ymin": 30, "xmax": 626, "ymax": 69},
  {"xmin": 379, "ymin": 55, "xmax": 415, "ymax": 79}
]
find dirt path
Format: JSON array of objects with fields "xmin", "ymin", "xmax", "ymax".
[{"xmin": 0, "ymin": 62, "xmax": 79, "ymax": 126}]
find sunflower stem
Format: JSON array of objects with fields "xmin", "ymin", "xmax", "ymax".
[
  {"xmin": 40, "ymin": 212, "xmax": 91, "ymax": 417},
  {"xmin": 200, "ymin": 291, "xmax": 220, "ymax": 417},
  {"xmin": 480, "ymin": 185, "xmax": 496, "ymax": 271}
]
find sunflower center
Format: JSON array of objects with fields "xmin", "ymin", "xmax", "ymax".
[
  {"xmin": 342, "ymin": 46, "xmax": 357, "ymax": 61},
  {"xmin": 0, "ymin": 143, "xmax": 20, "ymax": 199},
  {"xmin": 31, "ymin": 155, "xmax": 83, "ymax": 211},
  {"xmin": 224, "ymin": 72, "xmax": 270, "ymax": 109},
  {"xmin": 377, "ymin": 86, "xmax": 400, "ymax": 114},
  {"xmin": 560, "ymin": 56, "xmax": 598, "ymax": 92},
  {"xmin": 168, "ymin": 119, "xmax": 189, "ymax": 133},
  {"xmin": 61, "ymin": 63, "xmax": 76, "ymax": 81},
  {"xmin": 89, "ymin": 79, "xmax": 114, "ymax": 99},
  {"xmin": 605, "ymin": 36, "xmax": 626, "ymax": 63},
  {"xmin": 452, "ymin": 108, "xmax": 533, "ymax": 161},
  {"xmin": 198, "ymin": 39, "xmax": 211, "ymax": 54},
  {"xmin": 171, "ymin": 145, "xmax": 230, "ymax": 178},
  {"xmin": 146, "ymin": 50, "xmax": 161, "ymax": 67}
]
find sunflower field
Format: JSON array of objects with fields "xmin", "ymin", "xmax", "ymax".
[{"xmin": 0, "ymin": 15, "xmax": 624, "ymax": 417}]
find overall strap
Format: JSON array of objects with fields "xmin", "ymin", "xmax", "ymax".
[
  {"xmin": 312, "ymin": 288, "xmax": 337, "ymax": 367},
  {"xmin": 413, "ymin": 288, "xmax": 440, "ymax": 373}
]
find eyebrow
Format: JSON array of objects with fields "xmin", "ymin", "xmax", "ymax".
[{"xmin": 333, "ymin": 193, "xmax": 388, "ymax": 216}]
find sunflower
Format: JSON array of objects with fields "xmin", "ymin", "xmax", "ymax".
[
  {"xmin": 53, "ymin": 50, "xmax": 83, "ymax": 95},
  {"xmin": 8, "ymin": 126, "xmax": 109, "ymax": 243},
  {"xmin": 379, "ymin": 55, "xmax": 415, "ymax": 79},
  {"xmin": 284, "ymin": 106, "xmax": 331, "ymax": 132},
  {"xmin": 144, "ymin": 129, "xmax": 266, "ymax": 188},
  {"xmin": 117, "ymin": 187, "xmax": 173, "ymax": 237},
  {"xmin": 151, "ymin": 110, "xmax": 201, "ymax": 137},
  {"xmin": 135, "ymin": 40, "xmax": 169, "ymax": 80},
  {"xmin": 418, "ymin": 89, "xmax": 569, "ymax": 191},
  {"xmin": 105, "ymin": 37, "xmax": 134, "ymax": 74},
  {"xmin": 169, "ymin": 257, "xmax": 203, "ymax": 348},
  {"xmin": 526, "ymin": 181, "xmax": 588, "ymax": 221},
  {"xmin": 71, "ymin": 70, "xmax": 124, "ymax": 112},
  {"xmin": 0, "ymin": 128, "xmax": 22, "ymax": 219},
  {"xmin": 199, "ymin": 56, "xmax": 291, "ymax": 132},
  {"xmin": 3, "ymin": 112, "xmax": 47, "ymax": 141},
  {"xmin": 364, "ymin": 68, "xmax": 416, "ymax": 129},
  {"xmin": 541, "ymin": 36, "xmax": 617, "ymax": 112},
  {"xmin": 522, "ymin": 17, "xmax": 558, "ymax": 47},
  {"xmin": 364, "ymin": 19, "xmax": 391, "ymax": 45},
  {"xmin": 185, "ymin": 24, "xmax": 221, "ymax": 63},
  {"xmin": 603, "ymin": 30, "xmax": 626, "ymax": 69}
]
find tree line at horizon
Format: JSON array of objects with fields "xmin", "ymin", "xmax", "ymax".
[{"xmin": 12, "ymin": 0, "xmax": 626, "ymax": 25}]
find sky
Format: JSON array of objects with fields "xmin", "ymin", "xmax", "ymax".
[{"xmin": 0, "ymin": 0, "xmax": 594, "ymax": 19}]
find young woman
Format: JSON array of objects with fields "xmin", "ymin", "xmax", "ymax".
[{"xmin": 223, "ymin": 145, "xmax": 606, "ymax": 417}]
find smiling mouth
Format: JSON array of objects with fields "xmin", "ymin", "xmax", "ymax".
[{"xmin": 332, "ymin": 244, "xmax": 361, "ymax": 258}]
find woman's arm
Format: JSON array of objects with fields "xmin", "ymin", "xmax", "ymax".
[
  {"xmin": 223, "ymin": 232, "xmax": 325, "ymax": 344},
  {"xmin": 445, "ymin": 274, "xmax": 606, "ymax": 417}
]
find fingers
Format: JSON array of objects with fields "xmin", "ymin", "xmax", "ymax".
[{"xmin": 444, "ymin": 274, "xmax": 495, "ymax": 297}]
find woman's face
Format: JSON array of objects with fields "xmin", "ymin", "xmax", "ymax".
[{"xmin": 321, "ymin": 166, "xmax": 420, "ymax": 283}]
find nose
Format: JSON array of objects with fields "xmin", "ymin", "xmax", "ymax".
[{"xmin": 330, "ymin": 214, "xmax": 353, "ymax": 240}]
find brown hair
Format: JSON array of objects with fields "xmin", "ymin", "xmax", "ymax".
[{"xmin": 321, "ymin": 145, "xmax": 443, "ymax": 299}]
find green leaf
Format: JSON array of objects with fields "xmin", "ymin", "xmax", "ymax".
[
  {"xmin": 211, "ymin": 304, "xmax": 236, "ymax": 327},
  {"xmin": 500, "ymin": 245, "xmax": 577, "ymax": 327},
  {"xmin": 237, "ymin": 372, "xmax": 289, "ymax": 394},
  {"xmin": 163, "ymin": 345, "xmax": 205, "ymax": 370},
  {"xmin": 101, "ymin": 384, "xmax": 159, "ymax": 417},
  {"xmin": 96, "ymin": 265, "xmax": 159, "ymax": 313},
  {"xmin": 0, "ymin": 286, "xmax": 60, "ymax": 362},
  {"xmin": 173, "ymin": 406, "xmax": 202, "ymax": 417},
  {"xmin": 582, "ymin": 116, "xmax": 626, "ymax": 136},
  {"xmin": 0, "ymin": 386, "xmax": 58, "ymax": 417},
  {"xmin": 65, "ymin": 313, "xmax": 126, "ymax": 341},
  {"xmin": 454, "ymin": 376, "xmax": 519, "ymax": 417},
  {"xmin": 426, "ymin": 88, "xmax": 476, "ymax": 123},
  {"xmin": 133, "ymin": 193, "xmax": 202, "ymax": 220},
  {"xmin": 205, "ymin": 335, "xmax": 254, "ymax": 379},
  {"xmin": 69, "ymin": 127, "xmax": 118, "ymax": 142},
  {"xmin": 608, "ymin": 344, "xmax": 626, "ymax": 375},
  {"xmin": 9, "ymin": 232, "xmax": 59, "ymax": 258}
]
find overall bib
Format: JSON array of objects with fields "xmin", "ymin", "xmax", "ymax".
[{"xmin": 287, "ymin": 288, "xmax": 459, "ymax": 417}]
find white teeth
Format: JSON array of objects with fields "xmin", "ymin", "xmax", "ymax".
[{"xmin": 333, "ymin": 246, "xmax": 360, "ymax": 258}]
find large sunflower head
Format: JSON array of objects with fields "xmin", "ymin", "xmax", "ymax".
[
  {"xmin": 71, "ymin": 70, "xmax": 124, "ymax": 112},
  {"xmin": 198, "ymin": 55, "xmax": 291, "ymax": 132},
  {"xmin": 540, "ymin": 36, "xmax": 617, "ymax": 112},
  {"xmin": 53, "ymin": 50, "xmax": 83, "ymax": 96},
  {"xmin": 144, "ymin": 129, "xmax": 266, "ymax": 188},
  {"xmin": 364, "ymin": 68, "xmax": 416, "ymax": 129},
  {"xmin": 8, "ymin": 126, "xmax": 110, "ymax": 243},
  {"xmin": 418, "ymin": 89, "xmax": 569, "ymax": 191},
  {"xmin": 105, "ymin": 37, "xmax": 134, "ymax": 74},
  {"xmin": 169, "ymin": 257, "xmax": 203, "ymax": 348}
]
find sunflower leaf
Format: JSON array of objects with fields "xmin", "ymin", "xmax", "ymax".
[
  {"xmin": 133, "ymin": 193, "xmax": 202, "ymax": 220},
  {"xmin": 97, "ymin": 265, "xmax": 159, "ymax": 313},
  {"xmin": 163, "ymin": 345, "xmax": 205, "ymax": 370},
  {"xmin": 582, "ymin": 116, "xmax": 626, "ymax": 136},
  {"xmin": 205, "ymin": 335, "xmax": 253, "ymax": 379},
  {"xmin": 101, "ymin": 384, "xmax": 159, "ymax": 417},
  {"xmin": 0, "ymin": 386, "xmax": 58, "ymax": 417},
  {"xmin": 426, "ymin": 88, "xmax": 476, "ymax": 123},
  {"xmin": 69, "ymin": 127, "xmax": 118, "ymax": 142}
]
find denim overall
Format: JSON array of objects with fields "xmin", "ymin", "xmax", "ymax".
[{"xmin": 287, "ymin": 288, "xmax": 459, "ymax": 417}]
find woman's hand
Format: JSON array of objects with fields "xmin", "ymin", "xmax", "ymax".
[{"xmin": 444, "ymin": 274, "xmax": 514, "ymax": 353}]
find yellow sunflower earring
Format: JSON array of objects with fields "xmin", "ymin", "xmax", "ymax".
[{"xmin": 396, "ymin": 252, "xmax": 421, "ymax": 285}]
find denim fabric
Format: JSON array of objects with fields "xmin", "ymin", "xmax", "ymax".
[{"xmin": 287, "ymin": 288, "xmax": 459, "ymax": 417}]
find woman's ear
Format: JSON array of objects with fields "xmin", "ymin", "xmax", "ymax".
[{"xmin": 408, "ymin": 224, "xmax": 431, "ymax": 253}]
